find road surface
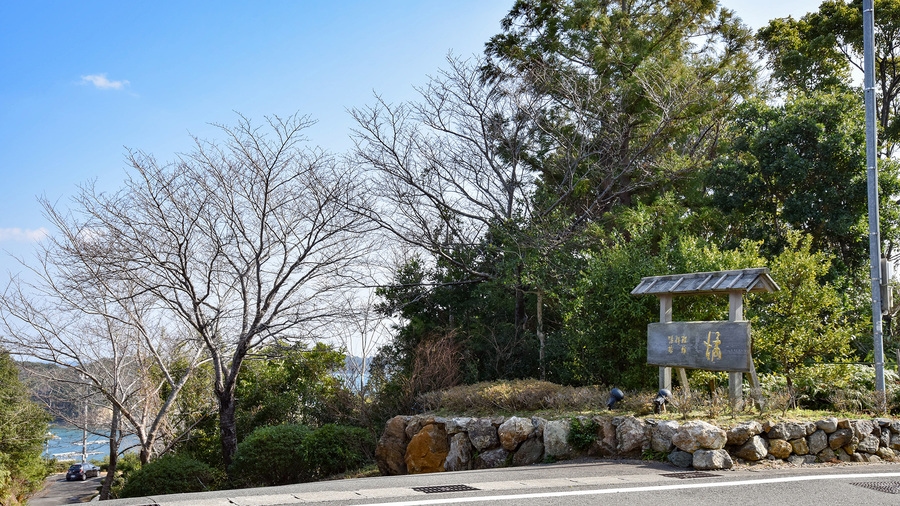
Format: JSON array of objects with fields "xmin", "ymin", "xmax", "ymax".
[
  {"xmin": 28, "ymin": 472, "xmax": 101, "ymax": 505},
  {"xmin": 91, "ymin": 458, "xmax": 900, "ymax": 506}
]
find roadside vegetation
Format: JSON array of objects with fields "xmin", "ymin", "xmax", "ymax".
[
  {"xmin": 0, "ymin": 350, "xmax": 50, "ymax": 505},
  {"xmin": 417, "ymin": 375, "xmax": 900, "ymax": 424},
  {"xmin": 8, "ymin": 0, "xmax": 900, "ymax": 500}
]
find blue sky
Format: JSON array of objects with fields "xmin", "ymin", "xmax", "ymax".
[{"xmin": 0, "ymin": 0, "xmax": 824, "ymax": 275}]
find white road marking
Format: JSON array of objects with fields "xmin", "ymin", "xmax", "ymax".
[{"xmin": 360, "ymin": 471, "xmax": 900, "ymax": 506}]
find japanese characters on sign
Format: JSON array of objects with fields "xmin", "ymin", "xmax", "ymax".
[{"xmin": 647, "ymin": 321, "xmax": 750, "ymax": 372}]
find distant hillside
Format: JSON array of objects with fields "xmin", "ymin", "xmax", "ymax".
[{"xmin": 17, "ymin": 361, "xmax": 83, "ymax": 423}]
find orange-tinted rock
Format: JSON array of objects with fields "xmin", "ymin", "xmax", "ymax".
[
  {"xmin": 768, "ymin": 438, "xmax": 792, "ymax": 459},
  {"xmin": 405, "ymin": 423, "xmax": 450, "ymax": 474}
]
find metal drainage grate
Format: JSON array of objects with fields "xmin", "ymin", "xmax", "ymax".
[
  {"xmin": 661, "ymin": 471, "xmax": 721, "ymax": 479},
  {"xmin": 851, "ymin": 481, "xmax": 900, "ymax": 494},
  {"xmin": 412, "ymin": 484, "xmax": 481, "ymax": 494}
]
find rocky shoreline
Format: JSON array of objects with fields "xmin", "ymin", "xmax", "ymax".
[{"xmin": 375, "ymin": 414, "xmax": 900, "ymax": 475}]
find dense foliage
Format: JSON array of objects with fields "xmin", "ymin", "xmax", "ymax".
[
  {"xmin": 751, "ymin": 233, "xmax": 861, "ymax": 404},
  {"xmin": 228, "ymin": 424, "xmax": 311, "ymax": 487},
  {"xmin": 706, "ymin": 90, "xmax": 900, "ymax": 274},
  {"xmin": 117, "ymin": 454, "xmax": 221, "ymax": 498},
  {"xmin": 0, "ymin": 351, "xmax": 49, "ymax": 506},
  {"xmin": 367, "ymin": 0, "xmax": 900, "ymax": 415},
  {"xmin": 758, "ymin": 0, "xmax": 900, "ymax": 156},
  {"xmin": 171, "ymin": 342, "xmax": 357, "ymax": 471},
  {"xmin": 229, "ymin": 424, "xmax": 374, "ymax": 488},
  {"xmin": 234, "ymin": 343, "xmax": 353, "ymax": 433}
]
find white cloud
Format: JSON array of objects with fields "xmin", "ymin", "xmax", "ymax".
[
  {"xmin": 75, "ymin": 227, "xmax": 105, "ymax": 244},
  {"xmin": 81, "ymin": 74, "xmax": 130, "ymax": 90},
  {"xmin": 0, "ymin": 228, "xmax": 49, "ymax": 243}
]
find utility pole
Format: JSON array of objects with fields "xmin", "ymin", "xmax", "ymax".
[{"xmin": 863, "ymin": 0, "xmax": 886, "ymax": 398}]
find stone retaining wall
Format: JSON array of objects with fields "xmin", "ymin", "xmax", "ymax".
[{"xmin": 375, "ymin": 414, "xmax": 900, "ymax": 474}]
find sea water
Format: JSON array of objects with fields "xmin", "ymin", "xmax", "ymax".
[{"xmin": 45, "ymin": 426, "xmax": 138, "ymax": 462}]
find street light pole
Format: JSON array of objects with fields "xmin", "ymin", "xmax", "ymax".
[{"xmin": 863, "ymin": 0, "xmax": 886, "ymax": 398}]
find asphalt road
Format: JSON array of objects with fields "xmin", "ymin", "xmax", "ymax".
[
  {"xmin": 28, "ymin": 472, "xmax": 101, "ymax": 505},
  {"xmin": 93, "ymin": 458, "xmax": 900, "ymax": 506}
]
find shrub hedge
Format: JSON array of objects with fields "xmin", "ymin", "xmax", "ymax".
[
  {"xmin": 229, "ymin": 423, "xmax": 374, "ymax": 487},
  {"xmin": 229, "ymin": 424, "xmax": 312, "ymax": 487},
  {"xmin": 118, "ymin": 454, "xmax": 220, "ymax": 498}
]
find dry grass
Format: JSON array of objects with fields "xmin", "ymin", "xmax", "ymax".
[
  {"xmin": 326, "ymin": 465, "xmax": 381, "ymax": 481},
  {"xmin": 415, "ymin": 379, "xmax": 881, "ymax": 425},
  {"xmin": 417, "ymin": 379, "xmax": 608, "ymax": 416}
]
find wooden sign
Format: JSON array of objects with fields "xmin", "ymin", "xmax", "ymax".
[{"xmin": 647, "ymin": 321, "xmax": 751, "ymax": 372}]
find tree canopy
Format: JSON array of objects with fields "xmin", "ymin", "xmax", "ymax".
[
  {"xmin": 759, "ymin": 0, "xmax": 900, "ymax": 155},
  {"xmin": 0, "ymin": 350, "xmax": 49, "ymax": 505},
  {"xmin": 706, "ymin": 89, "xmax": 900, "ymax": 274}
]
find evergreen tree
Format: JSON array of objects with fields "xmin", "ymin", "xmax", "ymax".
[
  {"xmin": 0, "ymin": 350, "xmax": 49, "ymax": 505},
  {"xmin": 706, "ymin": 89, "xmax": 900, "ymax": 275}
]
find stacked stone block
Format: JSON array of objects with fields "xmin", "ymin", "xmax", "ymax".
[{"xmin": 376, "ymin": 415, "xmax": 900, "ymax": 475}]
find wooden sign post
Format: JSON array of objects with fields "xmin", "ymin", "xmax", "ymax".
[{"xmin": 632, "ymin": 268, "xmax": 779, "ymax": 404}]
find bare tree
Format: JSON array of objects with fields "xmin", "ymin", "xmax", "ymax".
[
  {"xmin": 52, "ymin": 113, "xmax": 374, "ymax": 469},
  {"xmin": 0, "ymin": 245, "xmax": 206, "ymax": 499},
  {"xmin": 350, "ymin": 56, "xmax": 537, "ymax": 281},
  {"xmin": 350, "ymin": 52, "xmax": 736, "ymax": 261},
  {"xmin": 350, "ymin": 56, "xmax": 550, "ymax": 373}
]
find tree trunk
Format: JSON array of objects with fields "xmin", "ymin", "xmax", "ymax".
[
  {"xmin": 786, "ymin": 375, "xmax": 796, "ymax": 410},
  {"xmin": 218, "ymin": 389, "xmax": 239, "ymax": 470},
  {"xmin": 536, "ymin": 291, "xmax": 545, "ymax": 381},
  {"xmin": 514, "ymin": 264, "xmax": 526, "ymax": 340},
  {"xmin": 100, "ymin": 406, "xmax": 120, "ymax": 500},
  {"xmin": 138, "ymin": 446, "xmax": 150, "ymax": 466}
]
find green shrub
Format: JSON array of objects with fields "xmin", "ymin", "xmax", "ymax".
[
  {"xmin": 106, "ymin": 453, "xmax": 142, "ymax": 499},
  {"xmin": 567, "ymin": 417, "xmax": 598, "ymax": 451},
  {"xmin": 45, "ymin": 458, "xmax": 70, "ymax": 474},
  {"xmin": 172, "ymin": 415, "xmax": 224, "ymax": 470},
  {"xmin": 229, "ymin": 424, "xmax": 375, "ymax": 487},
  {"xmin": 110, "ymin": 452, "xmax": 142, "ymax": 479},
  {"xmin": 0, "ymin": 351, "xmax": 51, "ymax": 504},
  {"xmin": 230, "ymin": 424, "xmax": 312, "ymax": 487},
  {"xmin": 303, "ymin": 424, "xmax": 374, "ymax": 478},
  {"xmin": 118, "ymin": 454, "xmax": 220, "ymax": 498}
]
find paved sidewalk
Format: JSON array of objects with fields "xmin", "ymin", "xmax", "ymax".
[{"xmin": 97, "ymin": 458, "xmax": 900, "ymax": 506}]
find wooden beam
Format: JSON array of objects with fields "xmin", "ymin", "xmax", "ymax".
[
  {"xmin": 728, "ymin": 291, "xmax": 743, "ymax": 405},
  {"xmin": 659, "ymin": 295, "xmax": 673, "ymax": 390}
]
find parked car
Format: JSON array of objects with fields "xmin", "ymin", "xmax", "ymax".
[{"xmin": 65, "ymin": 463, "xmax": 99, "ymax": 481}]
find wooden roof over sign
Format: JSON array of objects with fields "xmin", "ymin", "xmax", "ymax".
[{"xmin": 630, "ymin": 268, "xmax": 779, "ymax": 296}]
